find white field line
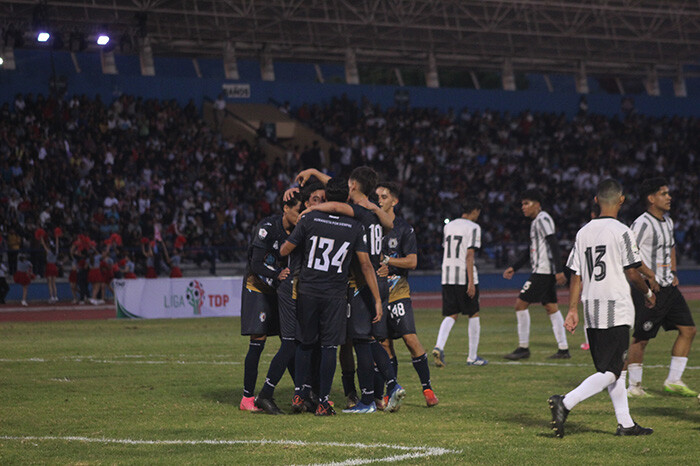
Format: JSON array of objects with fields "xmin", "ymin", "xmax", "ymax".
[
  {"xmin": 0, "ymin": 355, "xmax": 698, "ymax": 371},
  {"xmin": 0, "ymin": 436, "xmax": 461, "ymax": 465}
]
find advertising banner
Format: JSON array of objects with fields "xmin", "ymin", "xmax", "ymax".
[{"xmin": 115, "ymin": 277, "xmax": 243, "ymax": 319}]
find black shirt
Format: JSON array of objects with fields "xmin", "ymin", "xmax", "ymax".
[
  {"xmin": 287, "ymin": 211, "xmax": 367, "ymax": 298},
  {"xmin": 245, "ymin": 214, "xmax": 288, "ymax": 293},
  {"xmin": 382, "ymin": 216, "xmax": 417, "ymax": 278}
]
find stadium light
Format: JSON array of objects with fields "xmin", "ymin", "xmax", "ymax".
[
  {"xmin": 0, "ymin": 56, "xmax": 4, "ymax": 66},
  {"xmin": 97, "ymin": 34, "xmax": 110, "ymax": 46},
  {"xmin": 37, "ymin": 31, "xmax": 50, "ymax": 42}
]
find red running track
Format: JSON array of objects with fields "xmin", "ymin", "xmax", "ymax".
[{"xmin": 2, "ymin": 286, "xmax": 700, "ymax": 322}]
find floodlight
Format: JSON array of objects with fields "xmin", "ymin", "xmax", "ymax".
[
  {"xmin": 97, "ymin": 34, "xmax": 110, "ymax": 46},
  {"xmin": 37, "ymin": 31, "xmax": 50, "ymax": 42},
  {"xmin": 0, "ymin": 56, "xmax": 4, "ymax": 66}
]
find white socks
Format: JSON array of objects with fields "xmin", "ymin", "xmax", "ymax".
[
  {"xmin": 516, "ymin": 309, "xmax": 530, "ymax": 348},
  {"xmin": 435, "ymin": 317, "xmax": 455, "ymax": 350},
  {"xmin": 563, "ymin": 371, "xmax": 616, "ymax": 410},
  {"xmin": 666, "ymin": 356, "xmax": 688, "ymax": 383},
  {"xmin": 608, "ymin": 371, "xmax": 634, "ymax": 428},
  {"xmin": 549, "ymin": 311, "xmax": 569, "ymax": 350},
  {"xmin": 627, "ymin": 363, "xmax": 643, "ymax": 387},
  {"xmin": 468, "ymin": 317, "xmax": 480, "ymax": 361}
]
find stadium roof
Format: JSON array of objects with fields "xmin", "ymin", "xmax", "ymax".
[{"xmin": 3, "ymin": 0, "xmax": 700, "ymax": 78}]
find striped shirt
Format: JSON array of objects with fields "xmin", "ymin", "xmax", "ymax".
[
  {"xmin": 566, "ymin": 217, "xmax": 641, "ymax": 329},
  {"xmin": 630, "ymin": 212, "xmax": 675, "ymax": 287},
  {"xmin": 529, "ymin": 211, "xmax": 557, "ymax": 274},
  {"xmin": 441, "ymin": 218, "xmax": 481, "ymax": 285}
]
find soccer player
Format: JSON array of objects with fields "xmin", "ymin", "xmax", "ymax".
[
  {"xmin": 376, "ymin": 182, "xmax": 439, "ymax": 407},
  {"xmin": 280, "ymin": 177, "xmax": 382, "ymax": 416},
  {"xmin": 549, "ymin": 178, "xmax": 655, "ymax": 438},
  {"xmin": 239, "ymin": 196, "xmax": 297, "ymax": 411},
  {"xmin": 627, "ymin": 177, "xmax": 697, "ymax": 397},
  {"xmin": 433, "ymin": 197, "xmax": 487, "ymax": 367},
  {"xmin": 503, "ymin": 189, "xmax": 570, "ymax": 360},
  {"xmin": 40, "ymin": 234, "xmax": 59, "ymax": 303}
]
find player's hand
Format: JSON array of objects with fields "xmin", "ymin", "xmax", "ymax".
[
  {"xmin": 295, "ymin": 169, "xmax": 316, "ymax": 186},
  {"xmin": 372, "ymin": 302, "xmax": 383, "ymax": 323},
  {"xmin": 648, "ymin": 276, "xmax": 661, "ymax": 292},
  {"xmin": 672, "ymin": 274, "xmax": 679, "ymax": 287},
  {"xmin": 298, "ymin": 206, "xmax": 316, "ymax": 218},
  {"xmin": 277, "ymin": 267, "xmax": 290, "ymax": 281},
  {"xmin": 564, "ymin": 308, "xmax": 579, "ymax": 334},
  {"xmin": 644, "ymin": 292, "xmax": 656, "ymax": 308},
  {"xmin": 377, "ymin": 264, "xmax": 389, "ymax": 277},
  {"xmin": 467, "ymin": 283, "xmax": 476, "ymax": 298},
  {"xmin": 358, "ymin": 198, "xmax": 379, "ymax": 211},
  {"xmin": 503, "ymin": 267, "xmax": 515, "ymax": 280},
  {"xmin": 555, "ymin": 272, "xmax": 566, "ymax": 286},
  {"xmin": 283, "ymin": 187, "xmax": 299, "ymax": 202}
]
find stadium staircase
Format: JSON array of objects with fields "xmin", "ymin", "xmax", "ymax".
[{"xmin": 203, "ymin": 101, "xmax": 332, "ymax": 164}]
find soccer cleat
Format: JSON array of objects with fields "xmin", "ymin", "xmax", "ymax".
[
  {"xmin": 315, "ymin": 401, "xmax": 336, "ymax": 416},
  {"xmin": 467, "ymin": 356, "xmax": 489, "ymax": 366},
  {"xmin": 627, "ymin": 383, "xmax": 652, "ymax": 398},
  {"xmin": 342, "ymin": 401, "xmax": 376, "ymax": 414},
  {"xmin": 345, "ymin": 392, "xmax": 360, "ymax": 409},
  {"xmin": 239, "ymin": 396, "xmax": 262, "ymax": 412},
  {"xmin": 385, "ymin": 385, "xmax": 406, "ymax": 413},
  {"xmin": 663, "ymin": 380, "xmax": 699, "ymax": 397},
  {"xmin": 548, "ymin": 349, "xmax": 571, "ymax": 360},
  {"xmin": 254, "ymin": 396, "xmax": 284, "ymax": 415},
  {"xmin": 616, "ymin": 422, "xmax": 653, "ymax": 436},
  {"xmin": 423, "ymin": 388, "xmax": 439, "ymax": 407},
  {"xmin": 291, "ymin": 394, "xmax": 306, "ymax": 414},
  {"xmin": 375, "ymin": 397, "xmax": 386, "ymax": 411},
  {"xmin": 21, "ymin": 300, "xmax": 28, "ymax": 307},
  {"xmin": 504, "ymin": 347, "xmax": 530, "ymax": 360},
  {"xmin": 548, "ymin": 394, "xmax": 569, "ymax": 438},
  {"xmin": 580, "ymin": 342, "xmax": 590, "ymax": 351},
  {"xmin": 432, "ymin": 347, "xmax": 446, "ymax": 367}
]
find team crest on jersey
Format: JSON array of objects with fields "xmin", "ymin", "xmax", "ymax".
[
  {"xmin": 258, "ymin": 228, "xmax": 268, "ymax": 239},
  {"xmin": 259, "ymin": 311, "xmax": 267, "ymax": 322},
  {"xmin": 643, "ymin": 321, "xmax": 653, "ymax": 331},
  {"xmin": 388, "ymin": 238, "xmax": 398, "ymax": 249},
  {"xmin": 273, "ymin": 240, "xmax": 279, "ymax": 250}
]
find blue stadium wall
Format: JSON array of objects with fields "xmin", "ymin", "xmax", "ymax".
[{"xmin": 3, "ymin": 50, "xmax": 700, "ymax": 117}]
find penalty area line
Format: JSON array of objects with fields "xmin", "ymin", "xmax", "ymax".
[{"xmin": 0, "ymin": 436, "xmax": 461, "ymax": 464}]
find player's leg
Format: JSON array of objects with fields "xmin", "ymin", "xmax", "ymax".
[
  {"xmin": 370, "ymin": 338, "xmax": 404, "ymax": 412},
  {"xmin": 545, "ymin": 301, "xmax": 570, "ymax": 359},
  {"xmin": 433, "ymin": 285, "xmax": 461, "ymax": 366},
  {"xmin": 345, "ymin": 290, "xmax": 378, "ymax": 413},
  {"xmin": 240, "ymin": 289, "xmax": 275, "ymax": 411},
  {"xmin": 626, "ymin": 338, "xmax": 650, "ymax": 397},
  {"xmin": 242, "ymin": 335, "xmax": 266, "ymax": 410},
  {"xmin": 465, "ymin": 286, "xmax": 487, "ymax": 365},
  {"xmin": 662, "ymin": 288, "xmax": 698, "ymax": 396},
  {"xmin": 504, "ymin": 296, "xmax": 531, "ymax": 360},
  {"xmin": 339, "ymin": 340, "xmax": 359, "ymax": 408}
]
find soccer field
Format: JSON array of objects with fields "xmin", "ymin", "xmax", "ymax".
[{"xmin": 1, "ymin": 303, "xmax": 699, "ymax": 465}]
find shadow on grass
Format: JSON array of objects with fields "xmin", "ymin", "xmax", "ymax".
[
  {"xmin": 507, "ymin": 413, "xmax": 611, "ymax": 437},
  {"xmin": 202, "ymin": 388, "xmax": 239, "ymax": 405},
  {"xmin": 633, "ymin": 405, "xmax": 700, "ymax": 423}
]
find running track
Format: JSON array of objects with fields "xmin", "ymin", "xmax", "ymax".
[{"xmin": 2, "ymin": 286, "xmax": 700, "ymax": 323}]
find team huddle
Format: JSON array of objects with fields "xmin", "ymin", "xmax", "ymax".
[{"xmin": 238, "ymin": 167, "xmax": 697, "ymax": 433}]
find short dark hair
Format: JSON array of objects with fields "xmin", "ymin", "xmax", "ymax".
[
  {"xmin": 376, "ymin": 181, "xmax": 400, "ymax": 200},
  {"xmin": 282, "ymin": 191, "xmax": 301, "ymax": 208},
  {"xmin": 639, "ymin": 177, "xmax": 668, "ymax": 201},
  {"xmin": 300, "ymin": 181, "xmax": 325, "ymax": 205},
  {"xmin": 521, "ymin": 188, "xmax": 543, "ymax": 204},
  {"xmin": 349, "ymin": 166, "xmax": 378, "ymax": 196},
  {"xmin": 325, "ymin": 177, "xmax": 349, "ymax": 203},
  {"xmin": 596, "ymin": 178, "xmax": 623, "ymax": 205},
  {"xmin": 462, "ymin": 197, "xmax": 482, "ymax": 214}
]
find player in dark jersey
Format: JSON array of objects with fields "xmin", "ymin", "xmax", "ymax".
[
  {"xmin": 239, "ymin": 196, "xmax": 299, "ymax": 412},
  {"xmin": 280, "ymin": 177, "xmax": 382, "ymax": 416},
  {"xmin": 375, "ymin": 182, "xmax": 439, "ymax": 407}
]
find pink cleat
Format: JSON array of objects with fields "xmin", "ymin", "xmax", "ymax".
[
  {"xmin": 580, "ymin": 343, "xmax": 590, "ymax": 351},
  {"xmin": 239, "ymin": 396, "xmax": 262, "ymax": 412}
]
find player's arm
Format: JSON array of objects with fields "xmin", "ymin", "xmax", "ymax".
[
  {"xmin": 671, "ymin": 246, "xmax": 679, "ymax": 286},
  {"xmin": 466, "ymin": 249, "xmax": 476, "ymax": 298},
  {"xmin": 624, "ymin": 265, "xmax": 656, "ymax": 308},
  {"xmin": 300, "ymin": 201, "xmax": 354, "ymax": 218},
  {"xmin": 545, "ymin": 234, "xmax": 566, "ymax": 285},
  {"xmin": 250, "ymin": 246, "xmax": 287, "ymax": 280},
  {"xmin": 279, "ymin": 241, "xmax": 296, "ymax": 257},
  {"xmin": 356, "ymin": 198, "xmax": 393, "ymax": 231},
  {"xmin": 280, "ymin": 218, "xmax": 304, "ymax": 257},
  {"xmin": 564, "ymin": 274, "xmax": 581, "ymax": 334},
  {"xmin": 296, "ymin": 168, "xmax": 331, "ymax": 186},
  {"xmin": 504, "ymin": 249, "xmax": 529, "ymax": 279},
  {"xmin": 357, "ymin": 250, "xmax": 383, "ymax": 323},
  {"xmin": 384, "ymin": 253, "xmax": 417, "ymax": 270},
  {"xmin": 637, "ymin": 261, "xmax": 660, "ymax": 292}
]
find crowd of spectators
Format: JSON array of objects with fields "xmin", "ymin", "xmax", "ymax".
[{"xmin": 1, "ymin": 91, "xmax": 699, "ymax": 281}]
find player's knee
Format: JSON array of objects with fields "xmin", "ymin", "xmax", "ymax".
[{"xmin": 679, "ymin": 325, "xmax": 697, "ymax": 340}]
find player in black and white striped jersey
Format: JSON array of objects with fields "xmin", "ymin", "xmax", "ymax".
[
  {"xmin": 503, "ymin": 189, "xmax": 570, "ymax": 360},
  {"xmin": 434, "ymin": 197, "xmax": 487, "ymax": 367},
  {"xmin": 627, "ymin": 177, "xmax": 697, "ymax": 398},
  {"xmin": 548, "ymin": 178, "xmax": 655, "ymax": 438}
]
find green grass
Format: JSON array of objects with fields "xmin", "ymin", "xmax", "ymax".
[{"xmin": 1, "ymin": 303, "xmax": 699, "ymax": 465}]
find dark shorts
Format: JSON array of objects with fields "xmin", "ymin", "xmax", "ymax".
[
  {"xmin": 632, "ymin": 285, "xmax": 695, "ymax": 340},
  {"xmin": 277, "ymin": 286, "xmax": 297, "ymax": 340},
  {"xmin": 348, "ymin": 282, "xmax": 387, "ymax": 341},
  {"xmin": 296, "ymin": 293, "xmax": 348, "ymax": 346},
  {"xmin": 442, "ymin": 284, "xmax": 480, "ymax": 317},
  {"xmin": 240, "ymin": 288, "xmax": 279, "ymax": 336},
  {"xmin": 587, "ymin": 325, "xmax": 629, "ymax": 377},
  {"xmin": 387, "ymin": 298, "xmax": 417, "ymax": 339},
  {"xmin": 518, "ymin": 274, "xmax": 557, "ymax": 305}
]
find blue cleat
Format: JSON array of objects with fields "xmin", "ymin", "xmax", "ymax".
[
  {"xmin": 342, "ymin": 401, "xmax": 377, "ymax": 414},
  {"xmin": 386, "ymin": 385, "xmax": 406, "ymax": 412},
  {"xmin": 467, "ymin": 356, "xmax": 489, "ymax": 366}
]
